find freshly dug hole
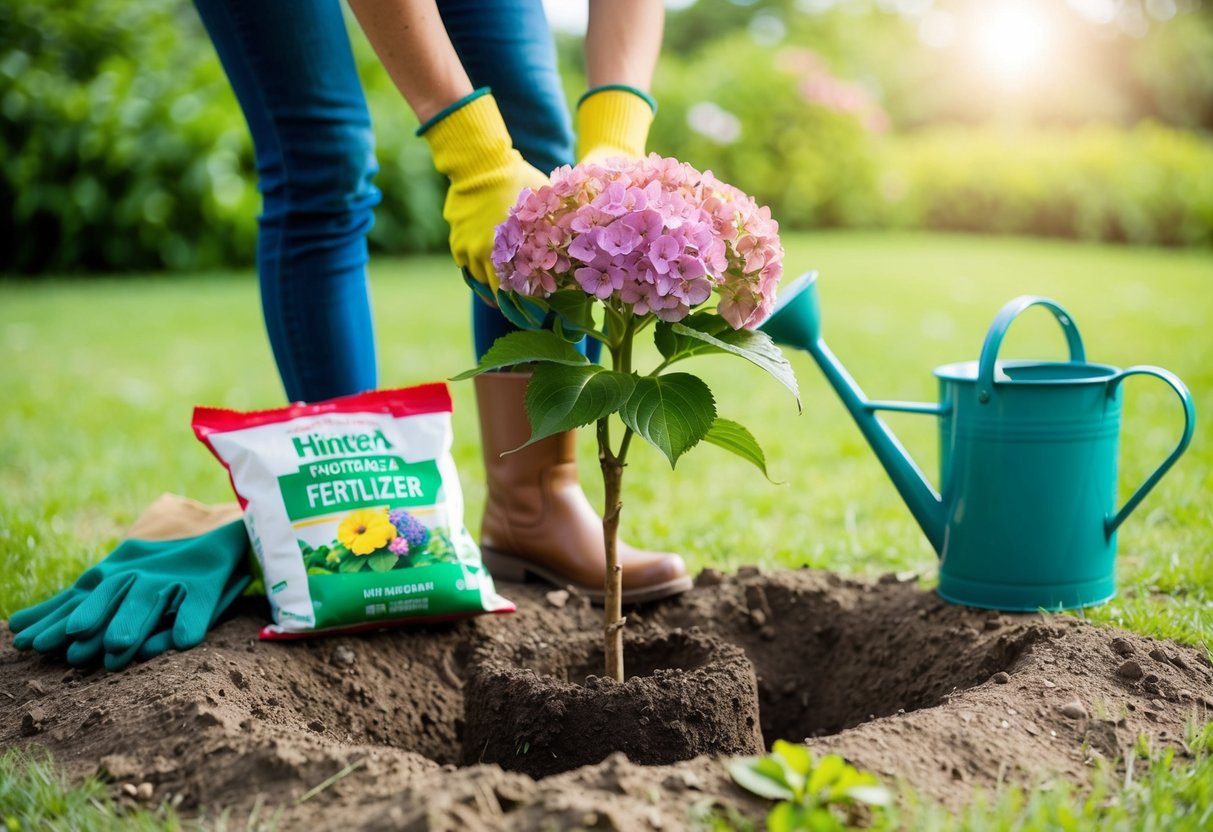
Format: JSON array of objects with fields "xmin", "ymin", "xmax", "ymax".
[
  {"xmin": 460, "ymin": 628, "xmax": 763, "ymax": 778},
  {"xmin": 655, "ymin": 571, "xmax": 1058, "ymax": 743}
]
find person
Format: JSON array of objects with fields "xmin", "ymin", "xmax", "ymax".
[{"xmin": 191, "ymin": 0, "xmax": 692, "ymax": 602}]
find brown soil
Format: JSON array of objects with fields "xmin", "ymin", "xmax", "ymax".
[
  {"xmin": 461, "ymin": 628, "xmax": 764, "ymax": 777},
  {"xmin": 2, "ymin": 568, "xmax": 1211, "ymax": 831}
]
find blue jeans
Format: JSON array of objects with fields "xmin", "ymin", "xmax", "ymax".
[{"xmin": 193, "ymin": 0, "xmax": 575, "ymax": 403}]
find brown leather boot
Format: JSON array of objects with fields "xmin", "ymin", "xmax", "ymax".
[{"xmin": 474, "ymin": 371, "xmax": 693, "ymax": 604}]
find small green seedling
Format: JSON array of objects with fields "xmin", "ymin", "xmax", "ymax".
[{"xmin": 729, "ymin": 740, "xmax": 892, "ymax": 831}]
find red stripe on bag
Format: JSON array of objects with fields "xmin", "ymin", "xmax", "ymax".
[{"xmin": 191, "ymin": 383, "xmax": 453, "ymax": 510}]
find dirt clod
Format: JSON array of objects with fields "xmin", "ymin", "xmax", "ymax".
[
  {"xmin": 330, "ymin": 646, "xmax": 356, "ymax": 667},
  {"xmin": 1117, "ymin": 660, "xmax": 1145, "ymax": 680},
  {"xmin": 136, "ymin": 782, "xmax": 154, "ymax": 801},
  {"xmin": 991, "ymin": 672, "xmax": 1010, "ymax": 685},
  {"xmin": 545, "ymin": 590, "xmax": 569, "ymax": 609},
  {"xmin": 20, "ymin": 705, "xmax": 47, "ymax": 736},
  {"xmin": 1059, "ymin": 700, "xmax": 1088, "ymax": 720},
  {"xmin": 2, "ymin": 569, "xmax": 1209, "ymax": 829}
]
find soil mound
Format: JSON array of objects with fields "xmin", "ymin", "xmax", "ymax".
[{"xmin": 2, "ymin": 568, "xmax": 1211, "ymax": 830}]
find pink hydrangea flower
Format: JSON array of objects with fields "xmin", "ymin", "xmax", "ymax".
[{"xmin": 492, "ymin": 154, "xmax": 784, "ymax": 330}]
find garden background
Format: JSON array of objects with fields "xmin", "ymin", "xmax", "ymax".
[
  {"xmin": 2, "ymin": 0, "xmax": 1212, "ymax": 828},
  {"xmin": 3, "ymin": 0, "xmax": 1212, "ymax": 272}
]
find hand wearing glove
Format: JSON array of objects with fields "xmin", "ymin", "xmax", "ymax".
[
  {"xmin": 576, "ymin": 85, "xmax": 657, "ymax": 166},
  {"xmin": 419, "ymin": 88, "xmax": 549, "ymax": 295},
  {"xmin": 8, "ymin": 494, "xmax": 252, "ymax": 670}
]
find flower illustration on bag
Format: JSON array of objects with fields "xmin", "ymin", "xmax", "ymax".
[
  {"xmin": 298, "ymin": 507, "xmax": 457, "ymax": 574},
  {"xmin": 336, "ymin": 507, "xmax": 397, "ymax": 555},
  {"xmin": 389, "ymin": 508, "xmax": 432, "ymax": 550}
]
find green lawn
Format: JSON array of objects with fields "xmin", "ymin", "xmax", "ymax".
[{"xmin": 2, "ymin": 231, "xmax": 1212, "ymax": 829}]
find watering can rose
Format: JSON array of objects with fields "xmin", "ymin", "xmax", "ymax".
[{"xmin": 491, "ymin": 154, "xmax": 784, "ymax": 330}]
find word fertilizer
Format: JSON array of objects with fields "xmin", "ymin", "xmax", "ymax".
[{"xmin": 193, "ymin": 384, "xmax": 514, "ymax": 638}]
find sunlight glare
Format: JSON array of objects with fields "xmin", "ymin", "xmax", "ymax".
[{"xmin": 974, "ymin": 3, "xmax": 1055, "ymax": 89}]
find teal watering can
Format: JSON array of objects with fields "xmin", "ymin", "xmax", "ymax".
[{"xmin": 760, "ymin": 272, "xmax": 1196, "ymax": 611}]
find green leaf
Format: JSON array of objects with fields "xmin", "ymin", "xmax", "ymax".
[
  {"xmin": 338, "ymin": 557, "xmax": 365, "ymax": 573},
  {"xmin": 845, "ymin": 784, "xmax": 893, "ymax": 808},
  {"xmin": 703, "ymin": 418, "xmax": 774, "ymax": 481},
  {"xmin": 461, "ymin": 268, "xmax": 497, "ymax": 308},
  {"xmin": 451, "ymin": 330, "xmax": 589, "ymax": 380},
  {"xmin": 367, "ymin": 553, "xmax": 399, "ymax": 572},
  {"xmin": 806, "ymin": 754, "xmax": 847, "ymax": 798},
  {"xmin": 671, "ymin": 320, "xmax": 801, "ymax": 410},
  {"xmin": 773, "ymin": 740, "xmax": 813, "ymax": 777},
  {"xmin": 520, "ymin": 363, "xmax": 635, "ymax": 448},
  {"xmin": 619, "ymin": 374, "xmax": 716, "ymax": 468},
  {"xmin": 654, "ymin": 313, "xmax": 730, "ymax": 362},
  {"xmin": 496, "ymin": 290, "xmax": 549, "ymax": 330},
  {"xmin": 727, "ymin": 757, "xmax": 796, "ymax": 802},
  {"xmin": 305, "ymin": 567, "xmax": 334, "ymax": 576},
  {"xmin": 545, "ymin": 290, "xmax": 597, "ymax": 335},
  {"xmin": 768, "ymin": 802, "xmax": 839, "ymax": 832},
  {"xmin": 770, "ymin": 741, "xmax": 809, "ymax": 797}
]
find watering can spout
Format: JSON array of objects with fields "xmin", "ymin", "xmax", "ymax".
[{"xmin": 760, "ymin": 272, "xmax": 948, "ymax": 555}]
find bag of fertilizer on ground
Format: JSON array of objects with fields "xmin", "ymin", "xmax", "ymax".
[{"xmin": 193, "ymin": 383, "xmax": 514, "ymax": 639}]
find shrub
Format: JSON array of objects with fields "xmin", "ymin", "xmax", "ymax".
[
  {"xmin": 0, "ymin": 0, "xmax": 446, "ymax": 274},
  {"xmin": 3, "ymin": 3, "xmax": 1211, "ymax": 275},
  {"xmin": 877, "ymin": 122, "xmax": 1213, "ymax": 247}
]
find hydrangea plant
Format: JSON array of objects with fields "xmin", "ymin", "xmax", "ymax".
[{"xmin": 459, "ymin": 154, "xmax": 799, "ymax": 681}]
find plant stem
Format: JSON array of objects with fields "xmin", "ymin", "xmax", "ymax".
[
  {"xmin": 598, "ymin": 312, "xmax": 635, "ymax": 683},
  {"xmin": 599, "ymin": 417, "xmax": 625, "ymax": 683}
]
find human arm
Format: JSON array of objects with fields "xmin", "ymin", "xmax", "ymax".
[
  {"xmin": 346, "ymin": 0, "xmax": 546, "ymax": 292},
  {"xmin": 578, "ymin": 0, "xmax": 665, "ymax": 163},
  {"xmin": 585, "ymin": 0, "xmax": 664, "ymax": 91},
  {"xmin": 346, "ymin": 0, "xmax": 472, "ymax": 123}
]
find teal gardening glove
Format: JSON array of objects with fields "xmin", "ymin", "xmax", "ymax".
[{"xmin": 9, "ymin": 496, "xmax": 252, "ymax": 670}]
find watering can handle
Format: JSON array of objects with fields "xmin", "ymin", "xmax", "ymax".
[
  {"xmin": 1105, "ymin": 366, "xmax": 1196, "ymax": 536},
  {"xmin": 977, "ymin": 297, "xmax": 1086, "ymax": 404}
]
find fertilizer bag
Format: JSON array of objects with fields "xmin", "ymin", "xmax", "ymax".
[{"xmin": 193, "ymin": 383, "xmax": 514, "ymax": 639}]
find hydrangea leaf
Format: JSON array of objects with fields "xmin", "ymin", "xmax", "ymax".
[
  {"xmin": 519, "ymin": 363, "xmax": 635, "ymax": 449},
  {"xmin": 654, "ymin": 312, "xmax": 730, "ymax": 361},
  {"xmin": 367, "ymin": 553, "xmax": 399, "ymax": 572},
  {"xmin": 451, "ymin": 330, "xmax": 589, "ymax": 380},
  {"xmin": 461, "ymin": 268, "xmax": 497, "ymax": 308},
  {"xmin": 671, "ymin": 320, "xmax": 801, "ymax": 410},
  {"xmin": 703, "ymin": 418, "xmax": 774, "ymax": 481},
  {"xmin": 619, "ymin": 374, "xmax": 715, "ymax": 468},
  {"xmin": 495, "ymin": 290, "xmax": 549, "ymax": 330},
  {"xmin": 545, "ymin": 290, "xmax": 598, "ymax": 335}
]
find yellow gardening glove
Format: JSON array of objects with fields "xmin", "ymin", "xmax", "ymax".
[
  {"xmin": 576, "ymin": 85, "xmax": 657, "ymax": 165},
  {"xmin": 419, "ymin": 89, "xmax": 548, "ymax": 294}
]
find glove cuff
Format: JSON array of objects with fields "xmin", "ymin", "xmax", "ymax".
[
  {"xmin": 419, "ymin": 88, "xmax": 516, "ymax": 180},
  {"xmin": 577, "ymin": 84, "xmax": 657, "ymax": 114},
  {"xmin": 576, "ymin": 86, "xmax": 656, "ymax": 162}
]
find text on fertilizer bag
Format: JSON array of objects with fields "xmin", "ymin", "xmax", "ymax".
[{"xmin": 278, "ymin": 457, "xmax": 444, "ymax": 521}]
